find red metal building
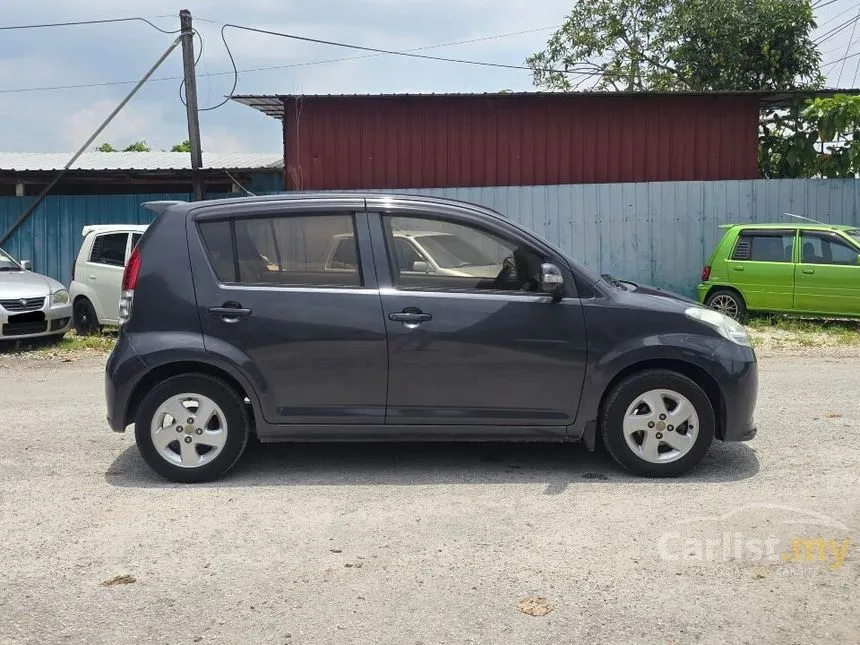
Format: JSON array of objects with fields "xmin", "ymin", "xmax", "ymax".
[{"xmin": 231, "ymin": 91, "xmax": 820, "ymax": 191}]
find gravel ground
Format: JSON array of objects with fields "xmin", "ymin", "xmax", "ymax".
[{"xmin": 0, "ymin": 352, "xmax": 858, "ymax": 645}]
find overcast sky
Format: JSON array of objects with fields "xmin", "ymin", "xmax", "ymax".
[{"xmin": 0, "ymin": 0, "xmax": 857, "ymax": 154}]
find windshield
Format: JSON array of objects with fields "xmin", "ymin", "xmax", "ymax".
[
  {"xmin": 0, "ymin": 248, "xmax": 22, "ymax": 271},
  {"xmin": 417, "ymin": 234, "xmax": 494, "ymax": 268}
]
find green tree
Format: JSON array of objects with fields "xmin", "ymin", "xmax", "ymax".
[
  {"xmin": 171, "ymin": 139, "xmax": 192, "ymax": 152},
  {"xmin": 96, "ymin": 142, "xmax": 118, "ymax": 152},
  {"xmin": 528, "ymin": 0, "xmax": 821, "ymax": 92},
  {"xmin": 123, "ymin": 140, "xmax": 151, "ymax": 152}
]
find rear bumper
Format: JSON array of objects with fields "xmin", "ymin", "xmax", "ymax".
[
  {"xmin": 695, "ymin": 284, "xmax": 709, "ymax": 304},
  {"xmin": 105, "ymin": 332, "xmax": 147, "ymax": 432},
  {"xmin": 712, "ymin": 341, "xmax": 758, "ymax": 442}
]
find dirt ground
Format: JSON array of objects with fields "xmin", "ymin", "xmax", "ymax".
[{"xmin": 0, "ymin": 349, "xmax": 858, "ymax": 644}]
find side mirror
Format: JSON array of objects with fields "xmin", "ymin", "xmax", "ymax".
[
  {"xmin": 20, "ymin": 260, "xmax": 32, "ymax": 271},
  {"xmin": 540, "ymin": 263, "xmax": 564, "ymax": 294},
  {"xmin": 412, "ymin": 261, "xmax": 431, "ymax": 273}
]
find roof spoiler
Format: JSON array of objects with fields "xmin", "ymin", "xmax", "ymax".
[{"xmin": 142, "ymin": 200, "xmax": 184, "ymax": 215}]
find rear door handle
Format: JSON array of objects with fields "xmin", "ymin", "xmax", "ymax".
[
  {"xmin": 388, "ymin": 309, "xmax": 432, "ymax": 325},
  {"xmin": 802, "ymin": 268, "xmax": 815, "ymax": 275},
  {"xmin": 208, "ymin": 304, "xmax": 252, "ymax": 322},
  {"xmin": 732, "ymin": 265, "xmax": 744, "ymax": 272}
]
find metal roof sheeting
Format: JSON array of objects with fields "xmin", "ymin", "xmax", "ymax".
[
  {"xmin": 0, "ymin": 152, "xmax": 283, "ymax": 172},
  {"xmin": 231, "ymin": 89, "xmax": 860, "ymax": 119}
]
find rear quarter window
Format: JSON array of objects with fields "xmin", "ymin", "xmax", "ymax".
[
  {"xmin": 198, "ymin": 220, "xmax": 237, "ymax": 282},
  {"xmin": 731, "ymin": 230, "xmax": 794, "ymax": 262}
]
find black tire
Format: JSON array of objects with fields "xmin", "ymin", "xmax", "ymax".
[
  {"xmin": 134, "ymin": 374, "xmax": 250, "ymax": 483},
  {"xmin": 73, "ymin": 298, "xmax": 100, "ymax": 335},
  {"xmin": 600, "ymin": 369, "xmax": 715, "ymax": 477},
  {"xmin": 705, "ymin": 288, "xmax": 747, "ymax": 322}
]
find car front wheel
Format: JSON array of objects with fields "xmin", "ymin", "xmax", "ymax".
[
  {"xmin": 600, "ymin": 369, "xmax": 715, "ymax": 477},
  {"xmin": 134, "ymin": 374, "xmax": 250, "ymax": 483}
]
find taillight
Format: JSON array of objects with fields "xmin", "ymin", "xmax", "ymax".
[
  {"xmin": 701, "ymin": 265, "xmax": 711, "ymax": 281},
  {"xmin": 122, "ymin": 247, "xmax": 141, "ymax": 290},
  {"xmin": 118, "ymin": 247, "xmax": 141, "ymax": 325}
]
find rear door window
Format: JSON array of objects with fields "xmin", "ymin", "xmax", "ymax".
[
  {"xmin": 89, "ymin": 233, "xmax": 129, "ymax": 267},
  {"xmin": 731, "ymin": 230, "xmax": 795, "ymax": 263},
  {"xmin": 198, "ymin": 214, "xmax": 362, "ymax": 287}
]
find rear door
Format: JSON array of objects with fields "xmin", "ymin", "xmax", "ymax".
[
  {"xmin": 795, "ymin": 231, "xmax": 860, "ymax": 316},
  {"xmin": 369, "ymin": 207, "xmax": 588, "ymax": 430},
  {"xmin": 189, "ymin": 201, "xmax": 389, "ymax": 428},
  {"xmin": 727, "ymin": 228, "xmax": 796, "ymax": 312},
  {"xmin": 86, "ymin": 231, "xmax": 130, "ymax": 324}
]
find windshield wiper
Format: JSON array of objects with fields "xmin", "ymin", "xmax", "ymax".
[{"xmin": 601, "ymin": 273, "xmax": 628, "ymax": 291}]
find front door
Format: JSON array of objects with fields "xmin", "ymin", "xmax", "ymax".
[
  {"xmin": 190, "ymin": 207, "xmax": 388, "ymax": 426},
  {"xmin": 726, "ymin": 228, "xmax": 796, "ymax": 312},
  {"xmin": 795, "ymin": 231, "xmax": 860, "ymax": 316},
  {"xmin": 371, "ymin": 211, "xmax": 588, "ymax": 428}
]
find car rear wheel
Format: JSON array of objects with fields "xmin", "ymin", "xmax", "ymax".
[
  {"xmin": 134, "ymin": 374, "xmax": 250, "ymax": 483},
  {"xmin": 73, "ymin": 298, "xmax": 100, "ymax": 335},
  {"xmin": 600, "ymin": 369, "xmax": 715, "ymax": 477},
  {"xmin": 705, "ymin": 289, "xmax": 746, "ymax": 322}
]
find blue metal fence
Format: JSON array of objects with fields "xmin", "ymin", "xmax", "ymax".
[{"xmin": 1, "ymin": 179, "xmax": 858, "ymax": 294}]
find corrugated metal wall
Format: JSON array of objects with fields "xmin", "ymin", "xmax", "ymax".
[
  {"xmin": 1, "ymin": 180, "xmax": 857, "ymax": 295},
  {"xmin": 283, "ymin": 94, "xmax": 759, "ymax": 190}
]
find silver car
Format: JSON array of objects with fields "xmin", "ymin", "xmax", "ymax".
[{"xmin": 0, "ymin": 248, "xmax": 72, "ymax": 341}]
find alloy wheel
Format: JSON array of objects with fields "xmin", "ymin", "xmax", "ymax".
[
  {"xmin": 150, "ymin": 393, "xmax": 228, "ymax": 468},
  {"xmin": 622, "ymin": 389, "xmax": 700, "ymax": 464}
]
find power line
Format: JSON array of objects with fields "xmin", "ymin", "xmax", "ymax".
[
  {"xmin": 816, "ymin": 3, "xmax": 859, "ymax": 31},
  {"xmin": 813, "ymin": 0, "xmax": 843, "ymax": 9},
  {"xmin": 814, "ymin": 13, "xmax": 860, "ymax": 45},
  {"xmin": 221, "ymin": 22, "xmax": 577, "ymax": 76},
  {"xmin": 822, "ymin": 48, "xmax": 860, "ymax": 67},
  {"xmin": 836, "ymin": 8, "xmax": 860, "ymax": 85},
  {"xmin": 0, "ymin": 16, "xmax": 179, "ymax": 34},
  {"xmin": 0, "ymin": 25, "xmax": 559, "ymax": 95}
]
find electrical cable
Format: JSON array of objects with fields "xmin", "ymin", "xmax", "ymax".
[
  {"xmin": 0, "ymin": 25, "xmax": 561, "ymax": 95},
  {"xmin": 0, "ymin": 16, "xmax": 180, "ymax": 34},
  {"xmin": 835, "ymin": 8, "xmax": 860, "ymax": 85}
]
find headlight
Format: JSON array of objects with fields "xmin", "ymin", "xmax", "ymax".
[
  {"xmin": 51, "ymin": 289, "xmax": 70, "ymax": 305},
  {"xmin": 685, "ymin": 306, "xmax": 751, "ymax": 346}
]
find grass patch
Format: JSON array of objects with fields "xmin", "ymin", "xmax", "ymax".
[
  {"xmin": 746, "ymin": 314, "xmax": 860, "ymax": 347},
  {"xmin": 0, "ymin": 330, "xmax": 116, "ymax": 358}
]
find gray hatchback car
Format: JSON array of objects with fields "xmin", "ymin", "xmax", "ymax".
[{"xmin": 106, "ymin": 194, "xmax": 758, "ymax": 482}]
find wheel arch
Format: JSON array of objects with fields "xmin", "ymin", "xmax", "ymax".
[
  {"xmin": 125, "ymin": 361, "xmax": 257, "ymax": 432},
  {"xmin": 703, "ymin": 285, "xmax": 746, "ymax": 307},
  {"xmin": 598, "ymin": 358, "xmax": 726, "ymax": 440}
]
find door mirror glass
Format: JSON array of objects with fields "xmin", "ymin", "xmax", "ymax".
[
  {"xmin": 412, "ymin": 260, "xmax": 431, "ymax": 273},
  {"xmin": 540, "ymin": 263, "xmax": 564, "ymax": 294},
  {"xmin": 20, "ymin": 260, "xmax": 32, "ymax": 271}
]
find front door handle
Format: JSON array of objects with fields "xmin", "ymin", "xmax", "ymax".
[
  {"xmin": 209, "ymin": 303, "xmax": 252, "ymax": 322},
  {"xmin": 389, "ymin": 309, "xmax": 432, "ymax": 325},
  {"xmin": 732, "ymin": 265, "xmax": 745, "ymax": 272},
  {"xmin": 802, "ymin": 267, "xmax": 815, "ymax": 275}
]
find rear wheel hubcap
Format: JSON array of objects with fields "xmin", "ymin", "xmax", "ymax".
[{"xmin": 150, "ymin": 393, "xmax": 228, "ymax": 468}]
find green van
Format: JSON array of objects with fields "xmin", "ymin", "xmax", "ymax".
[{"xmin": 697, "ymin": 223, "xmax": 860, "ymax": 320}]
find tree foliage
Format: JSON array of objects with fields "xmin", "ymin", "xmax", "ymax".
[
  {"xmin": 761, "ymin": 95, "xmax": 860, "ymax": 178},
  {"xmin": 96, "ymin": 142, "xmax": 118, "ymax": 152},
  {"xmin": 527, "ymin": 0, "xmax": 822, "ymax": 92},
  {"xmin": 122, "ymin": 140, "xmax": 151, "ymax": 152},
  {"xmin": 171, "ymin": 139, "xmax": 192, "ymax": 152}
]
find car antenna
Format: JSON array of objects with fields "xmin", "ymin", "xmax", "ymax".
[{"xmin": 784, "ymin": 212, "xmax": 825, "ymax": 225}]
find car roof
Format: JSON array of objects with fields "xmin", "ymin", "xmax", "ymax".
[
  {"xmin": 81, "ymin": 224, "xmax": 149, "ymax": 237},
  {"xmin": 720, "ymin": 222, "xmax": 857, "ymax": 232}
]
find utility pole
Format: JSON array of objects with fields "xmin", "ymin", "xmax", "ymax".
[{"xmin": 180, "ymin": 9, "xmax": 205, "ymax": 201}]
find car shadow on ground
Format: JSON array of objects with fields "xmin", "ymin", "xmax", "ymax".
[{"xmin": 104, "ymin": 439, "xmax": 759, "ymax": 493}]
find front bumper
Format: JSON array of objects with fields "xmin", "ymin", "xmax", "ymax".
[
  {"xmin": 0, "ymin": 298, "xmax": 72, "ymax": 339},
  {"xmin": 711, "ymin": 341, "xmax": 758, "ymax": 442}
]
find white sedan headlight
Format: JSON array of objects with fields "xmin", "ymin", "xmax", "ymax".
[
  {"xmin": 51, "ymin": 289, "xmax": 70, "ymax": 305},
  {"xmin": 685, "ymin": 306, "xmax": 751, "ymax": 347}
]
